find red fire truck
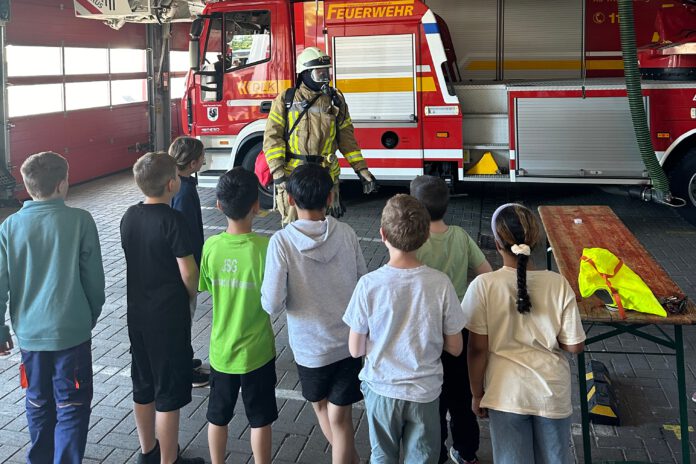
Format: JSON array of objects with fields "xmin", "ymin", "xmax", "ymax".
[{"xmin": 78, "ymin": 0, "xmax": 696, "ymax": 222}]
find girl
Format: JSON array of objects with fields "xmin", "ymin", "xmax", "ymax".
[
  {"xmin": 169, "ymin": 136, "xmax": 209, "ymax": 388},
  {"xmin": 462, "ymin": 203, "xmax": 586, "ymax": 464}
]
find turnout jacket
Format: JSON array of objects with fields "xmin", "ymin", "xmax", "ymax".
[{"xmin": 263, "ymin": 83, "xmax": 368, "ymax": 182}]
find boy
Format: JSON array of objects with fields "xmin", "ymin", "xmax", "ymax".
[
  {"xmin": 0, "ymin": 151, "xmax": 105, "ymax": 463},
  {"xmin": 199, "ymin": 168, "xmax": 277, "ymax": 464},
  {"xmin": 343, "ymin": 194, "xmax": 465, "ymax": 464},
  {"xmin": 120, "ymin": 152, "xmax": 204, "ymax": 464},
  {"xmin": 410, "ymin": 175, "xmax": 492, "ymax": 464},
  {"xmin": 262, "ymin": 164, "xmax": 366, "ymax": 464}
]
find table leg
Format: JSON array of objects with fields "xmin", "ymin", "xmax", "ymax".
[
  {"xmin": 546, "ymin": 240, "xmax": 552, "ymax": 271},
  {"xmin": 578, "ymin": 350, "xmax": 592, "ymax": 464},
  {"xmin": 675, "ymin": 326, "xmax": 691, "ymax": 464}
]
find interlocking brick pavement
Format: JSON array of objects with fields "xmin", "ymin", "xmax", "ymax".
[{"xmin": 0, "ymin": 172, "xmax": 694, "ymax": 463}]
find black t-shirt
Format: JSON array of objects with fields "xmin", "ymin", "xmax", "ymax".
[{"xmin": 120, "ymin": 203, "xmax": 193, "ymax": 330}]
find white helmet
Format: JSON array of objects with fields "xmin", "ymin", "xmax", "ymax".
[{"xmin": 296, "ymin": 47, "xmax": 331, "ymax": 84}]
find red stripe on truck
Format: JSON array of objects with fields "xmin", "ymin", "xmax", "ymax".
[{"xmin": 75, "ymin": 0, "xmax": 102, "ymax": 15}]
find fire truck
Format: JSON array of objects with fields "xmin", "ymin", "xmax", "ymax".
[{"xmin": 77, "ymin": 0, "xmax": 696, "ymax": 223}]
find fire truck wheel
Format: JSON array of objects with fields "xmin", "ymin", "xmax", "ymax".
[
  {"xmin": 668, "ymin": 148, "xmax": 696, "ymax": 226},
  {"xmin": 240, "ymin": 141, "xmax": 274, "ymax": 210}
]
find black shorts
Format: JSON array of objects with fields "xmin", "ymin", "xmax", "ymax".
[
  {"xmin": 129, "ymin": 325, "xmax": 192, "ymax": 412},
  {"xmin": 206, "ymin": 358, "xmax": 278, "ymax": 428},
  {"xmin": 296, "ymin": 357, "xmax": 362, "ymax": 406}
]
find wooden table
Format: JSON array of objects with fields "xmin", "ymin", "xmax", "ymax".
[{"xmin": 538, "ymin": 205, "xmax": 696, "ymax": 464}]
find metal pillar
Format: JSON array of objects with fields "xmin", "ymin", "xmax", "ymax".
[
  {"xmin": 0, "ymin": 14, "xmax": 16, "ymax": 202},
  {"xmin": 146, "ymin": 23, "xmax": 171, "ymax": 153}
]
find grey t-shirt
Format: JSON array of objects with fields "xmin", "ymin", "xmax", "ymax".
[{"xmin": 343, "ymin": 265, "xmax": 465, "ymax": 403}]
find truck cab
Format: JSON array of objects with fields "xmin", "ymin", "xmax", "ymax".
[{"xmin": 182, "ymin": 1, "xmax": 293, "ymax": 190}]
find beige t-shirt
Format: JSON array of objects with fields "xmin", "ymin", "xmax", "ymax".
[{"xmin": 462, "ymin": 267, "xmax": 586, "ymax": 419}]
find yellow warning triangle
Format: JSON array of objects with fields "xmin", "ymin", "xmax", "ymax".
[{"xmin": 466, "ymin": 152, "xmax": 500, "ymax": 175}]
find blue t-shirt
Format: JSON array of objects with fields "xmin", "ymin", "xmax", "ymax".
[{"xmin": 171, "ymin": 175, "xmax": 204, "ymax": 265}]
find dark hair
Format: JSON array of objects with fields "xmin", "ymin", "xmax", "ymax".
[
  {"xmin": 133, "ymin": 152, "xmax": 177, "ymax": 197},
  {"xmin": 286, "ymin": 164, "xmax": 333, "ymax": 211},
  {"xmin": 20, "ymin": 151, "xmax": 68, "ymax": 199},
  {"xmin": 216, "ymin": 167, "xmax": 259, "ymax": 220},
  {"xmin": 492, "ymin": 204, "xmax": 541, "ymax": 314},
  {"xmin": 381, "ymin": 194, "xmax": 430, "ymax": 252},
  {"xmin": 409, "ymin": 175, "xmax": 449, "ymax": 221},
  {"xmin": 168, "ymin": 136, "xmax": 204, "ymax": 170}
]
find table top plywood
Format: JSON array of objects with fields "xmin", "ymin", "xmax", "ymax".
[{"xmin": 538, "ymin": 205, "xmax": 696, "ymax": 325}]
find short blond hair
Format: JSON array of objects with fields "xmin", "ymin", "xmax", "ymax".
[
  {"xmin": 133, "ymin": 152, "xmax": 177, "ymax": 197},
  {"xmin": 20, "ymin": 151, "xmax": 68, "ymax": 199},
  {"xmin": 381, "ymin": 194, "xmax": 430, "ymax": 252}
]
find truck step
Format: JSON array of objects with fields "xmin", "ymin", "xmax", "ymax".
[{"xmin": 460, "ymin": 174, "xmax": 510, "ymax": 182}]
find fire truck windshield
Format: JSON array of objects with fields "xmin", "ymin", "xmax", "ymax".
[{"xmin": 202, "ymin": 10, "xmax": 271, "ymax": 74}]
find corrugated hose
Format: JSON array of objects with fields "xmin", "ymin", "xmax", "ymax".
[{"xmin": 618, "ymin": 0, "xmax": 685, "ymax": 206}]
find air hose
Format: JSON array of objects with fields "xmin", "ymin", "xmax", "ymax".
[{"xmin": 618, "ymin": 0, "xmax": 677, "ymax": 205}]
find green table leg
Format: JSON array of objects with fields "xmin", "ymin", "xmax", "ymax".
[
  {"xmin": 578, "ymin": 350, "xmax": 592, "ymax": 464},
  {"xmin": 675, "ymin": 326, "xmax": 691, "ymax": 464}
]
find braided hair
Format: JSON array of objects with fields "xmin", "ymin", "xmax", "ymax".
[{"xmin": 492, "ymin": 203, "xmax": 541, "ymax": 314}]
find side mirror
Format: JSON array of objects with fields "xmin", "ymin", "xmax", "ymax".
[
  {"xmin": 189, "ymin": 18, "xmax": 203, "ymax": 71},
  {"xmin": 189, "ymin": 38, "xmax": 201, "ymax": 72}
]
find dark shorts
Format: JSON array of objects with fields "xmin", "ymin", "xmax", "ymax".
[
  {"xmin": 206, "ymin": 358, "xmax": 278, "ymax": 428},
  {"xmin": 296, "ymin": 356, "xmax": 362, "ymax": 406},
  {"xmin": 129, "ymin": 325, "xmax": 192, "ymax": 412}
]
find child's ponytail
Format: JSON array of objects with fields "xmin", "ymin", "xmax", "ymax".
[{"xmin": 492, "ymin": 204, "xmax": 541, "ymax": 314}]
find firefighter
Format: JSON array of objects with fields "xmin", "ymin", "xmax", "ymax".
[{"xmin": 263, "ymin": 46, "xmax": 378, "ymax": 224}]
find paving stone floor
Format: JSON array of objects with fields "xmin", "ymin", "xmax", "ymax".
[{"xmin": 0, "ymin": 172, "xmax": 695, "ymax": 463}]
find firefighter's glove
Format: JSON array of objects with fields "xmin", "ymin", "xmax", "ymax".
[
  {"xmin": 359, "ymin": 169, "xmax": 379, "ymax": 195},
  {"xmin": 274, "ymin": 181, "xmax": 290, "ymax": 219},
  {"xmin": 327, "ymin": 183, "xmax": 346, "ymax": 218}
]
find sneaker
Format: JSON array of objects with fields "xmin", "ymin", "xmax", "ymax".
[
  {"xmin": 192, "ymin": 368, "xmax": 209, "ymax": 388},
  {"xmin": 192, "ymin": 358, "xmax": 202, "ymax": 369},
  {"xmin": 449, "ymin": 447, "xmax": 480, "ymax": 464},
  {"xmin": 137, "ymin": 440, "xmax": 160, "ymax": 464}
]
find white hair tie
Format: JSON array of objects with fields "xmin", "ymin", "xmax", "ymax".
[{"xmin": 511, "ymin": 244, "xmax": 531, "ymax": 256}]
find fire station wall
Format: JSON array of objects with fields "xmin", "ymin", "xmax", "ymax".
[{"xmin": 7, "ymin": 0, "xmax": 149, "ymax": 195}]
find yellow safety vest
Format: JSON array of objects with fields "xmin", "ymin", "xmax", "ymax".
[{"xmin": 578, "ymin": 247, "xmax": 666, "ymax": 319}]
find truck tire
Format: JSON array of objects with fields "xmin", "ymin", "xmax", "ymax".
[
  {"xmin": 668, "ymin": 148, "xmax": 696, "ymax": 226},
  {"xmin": 240, "ymin": 141, "xmax": 274, "ymax": 210}
]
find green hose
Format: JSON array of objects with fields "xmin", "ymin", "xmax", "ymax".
[{"xmin": 618, "ymin": 0, "xmax": 672, "ymax": 199}]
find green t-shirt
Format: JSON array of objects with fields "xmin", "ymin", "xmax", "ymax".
[
  {"xmin": 199, "ymin": 232, "xmax": 275, "ymax": 374},
  {"xmin": 416, "ymin": 225, "xmax": 486, "ymax": 301}
]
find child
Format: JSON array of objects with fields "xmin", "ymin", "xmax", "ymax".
[
  {"xmin": 0, "ymin": 151, "xmax": 105, "ymax": 463},
  {"xmin": 199, "ymin": 168, "xmax": 277, "ymax": 464},
  {"xmin": 343, "ymin": 194, "xmax": 465, "ymax": 464},
  {"xmin": 410, "ymin": 175, "xmax": 492, "ymax": 464},
  {"xmin": 262, "ymin": 163, "xmax": 366, "ymax": 464},
  {"xmin": 463, "ymin": 203, "xmax": 586, "ymax": 464},
  {"xmin": 169, "ymin": 136, "xmax": 208, "ymax": 388},
  {"xmin": 120, "ymin": 152, "xmax": 204, "ymax": 464}
]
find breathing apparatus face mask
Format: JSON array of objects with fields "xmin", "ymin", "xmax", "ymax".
[{"xmin": 310, "ymin": 67, "xmax": 331, "ymax": 85}]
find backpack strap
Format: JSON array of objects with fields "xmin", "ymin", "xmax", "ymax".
[{"xmin": 283, "ymin": 87, "xmax": 320, "ymax": 143}]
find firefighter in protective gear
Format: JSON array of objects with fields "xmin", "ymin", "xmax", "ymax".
[{"xmin": 263, "ymin": 46, "xmax": 378, "ymax": 224}]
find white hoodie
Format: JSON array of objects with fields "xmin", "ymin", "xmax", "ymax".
[{"xmin": 261, "ymin": 216, "xmax": 367, "ymax": 368}]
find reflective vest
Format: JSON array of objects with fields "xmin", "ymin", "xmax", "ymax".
[{"xmin": 578, "ymin": 247, "xmax": 666, "ymax": 319}]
